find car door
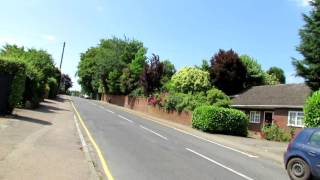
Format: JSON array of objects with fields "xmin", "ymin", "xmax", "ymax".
[{"xmin": 305, "ymin": 130, "xmax": 320, "ymax": 176}]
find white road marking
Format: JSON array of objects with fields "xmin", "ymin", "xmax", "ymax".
[
  {"xmin": 117, "ymin": 115, "xmax": 133, "ymax": 123},
  {"xmin": 186, "ymin": 148, "xmax": 254, "ymax": 180},
  {"xmin": 139, "ymin": 125, "xmax": 168, "ymax": 140},
  {"xmin": 174, "ymin": 128, "xmax": 258, "ymax": 158},
  {"xmin": 73, "ymin": 115, "xmax": 88, "ymax": 153},
  {"xmin": 106, "ymin": 109, "xmax": 115, "ymax": 114}
]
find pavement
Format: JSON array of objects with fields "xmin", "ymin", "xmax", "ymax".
[
  {"xmin": 72, "ymin": 97, "xmax": 290, "ymax": 180},
  {"xmin": 0, "ymin": 96, "xmax": 99, "ymax": 180}
]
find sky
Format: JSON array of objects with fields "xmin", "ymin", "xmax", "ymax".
[{"xmin": 0, "ymin": 0, "xmax": 312, "ymax": 90}]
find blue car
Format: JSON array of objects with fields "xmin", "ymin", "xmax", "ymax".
[{"xmin": 284, "ymin": 128, "xmax": 320, "ymax": 180}]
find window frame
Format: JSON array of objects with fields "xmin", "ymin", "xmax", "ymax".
[
  {"xmin": 249, "ymin": 111, "xmax": 261, "ymax": 124},
  {"xmin": 287, "ymin": 111, "xmax": 304, "ymax": 128}
]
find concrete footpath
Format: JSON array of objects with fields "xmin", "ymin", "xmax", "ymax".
[
  {"xmin": 0, "ymin": 96, "xmax": 99, "ymax": 180},
  {"xmin": 96, "ymin": 100, "xmax": 288, "ymax": 165}
]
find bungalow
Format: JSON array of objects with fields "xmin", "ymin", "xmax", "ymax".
[{"xmin": 231, "ymin": 83, "xmax": 312, "ymax": 132}]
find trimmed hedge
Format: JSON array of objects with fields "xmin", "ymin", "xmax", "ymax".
[
  {"xmin": 304, "ymin": 90, "xmax": 320, "ymax": 127},
  {"xmin": 192, "ymin": 106, "xmax": 248, "ymax": 136},
  {"xmin": 0, "ymin": 58, "xmax": 26, "ymax": 113}
]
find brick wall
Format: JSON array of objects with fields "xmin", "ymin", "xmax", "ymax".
[{"xmin": 101, "ymin": 94, "xmax": 192, "ymax": 126}]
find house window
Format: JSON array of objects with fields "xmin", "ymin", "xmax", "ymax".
[
  {"xmin": 250, "ymin": 111, "xmax": 261, "ymax": 123},
  {"xmin": 288, "ymin": 111, "xmax": 304, "ymax": 127}
]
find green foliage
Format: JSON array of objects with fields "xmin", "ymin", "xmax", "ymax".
[
  {"xmin": 47, "ymin": 77, "xmax": 59, "ymax": 99},
  {"xmin": 304, "ymin": 90, "xmax": 320, "ymax": 127},
  {"xmin": 129, "ymin": 87, "xmax": 145, "ymax": 97},
  {"xmin": 262, "ymin": 125, "xmax": 291, "ymax": 142},
  {"xmin": 60, "ymin": 74, "xmax": 73, "ymax": 94},
  {"xmin": 0, "ymin": 58, "xmax": 26, "ymax": 113},
  {"xmin": 140, "ymin": 54, "xmax": 165, "ymax": 95},
  {"xmin": 164, "ymin": 92, "xmax": 208, "ymax": 112},
  {"xmin": 210, "ymin": 49, "xmax": 247, "ymax": 95},
  {"xmin": 267, "ymin": 66, "xmax": 285, "ymax": 84},
  {"xmin": 262, "ymin": 73, "xmax": 280, "ymax": 85},
  {"xmin": 161, "ymin": 60, "xmax": 176, "ymax": 86},
  {"xmin": 293, "ymin": 0, "xmax": 320, "ymax": 90},
  {"xmin": 77, "ymin": 37, "xmax": 146, "ymax": 97},
  {"xmin": 240, "ymin": 55, "xmax": 265, "ymax": 87},
  {"xmin": 171, "ymin": 67, "xmax": 210, "ymax": 94},
  {"xmin": 0, "ymin": 44, "xmax": 58, "ymax": 107},
  {"xmin": 206, "ymin": 88, "xmax": 230, "ymax": 108},
  {"xmin": 192, "ymin": 106, "xmax": 248, "ymax": 136}
]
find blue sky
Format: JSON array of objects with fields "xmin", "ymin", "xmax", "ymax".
[{"xmin": 0, "ymin": 0, "xmax": 311, "ymax": 90}]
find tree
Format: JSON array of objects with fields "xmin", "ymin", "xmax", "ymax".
[
  {"xmin": 210, "ymin": 49, "xmax": 247, "ymax": 95},
  {"xmin": 60, "ymin": 74, "xmax": 73, "ymax": 93},
  {"xmin": 140, "ymin": 54, "xmax": 164, "ymax": 95},
  {"xmin": 77, "ymin": 37, "xmax": 146, "ymax": 97},
  {"xmin": 240, "ymin": 55, "xmax": 265, "ymax": 87},
  {"xmin": 293, "ymin": 0, "xmax": 320, "ymax": 90},
  {"xmin": 267, "ymin": 66, "xmax": 286, "ymax": 84},
  {"xmin": 262, "ymin": 73, "xmax": 280, "ymax": 85},
  {"xmin": 161, "ymin": 60, "xmax": 176, "ymax": 86},
  {"xmin": 0, "ymin": 44, "xmax": 58, "ymax": 106},
  {"xmin": 304, "ymin": 90, "xmax": 320, "ymax": 127},
  {"xmin": 171, "ymin": 67, "xmax": 210, "ymax": 94}
]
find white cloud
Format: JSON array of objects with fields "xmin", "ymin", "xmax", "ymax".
[
  {"xmin": 41, "ymin": 34, "xmax": 56, "ymax": 42},
  {"xmin": 292, "ymin": 0, "xmax": 312, "ymax": 7}
]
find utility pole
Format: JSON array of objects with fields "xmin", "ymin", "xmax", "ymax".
[
  {"xmin": 58, "ymin": 42, "xmax": 66, "ymax": 94},
  {"xmin": 59, "ymin": 42, "xmax": 66, "ymax": 70}
]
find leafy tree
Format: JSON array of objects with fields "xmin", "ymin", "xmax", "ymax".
[
  {"xmin": 210, "ymin": 49, "xmax": 247, "ymax": 95},
  {"xmin": 206, "ymin": 88, "xmax": 230, "ymax": 108},
  {"xmin": 0, "ymin": 44, "xmax": 58, "ymax": 106},
  {"xmin": 161, "ymin": 60, "xmax": 176, "ymax": 86},
  {"xmin": 240, "ymin": 55, "xmax": 265, "ymax": 87},
  {"xmin": 77, "ymin": 37, "xmax": 146, "ymax": 97},
  {"xmin": 171, "ymin": 67, "xmax": 210, "ymax": 94},
  {"xmin": 198, "ymin": 59, "xmax": 210, "ymax": 72},
  {"xmin": 60, "ymin": 74, "xmax": 73, "ymax": 93},
  {"xmin": 140, "ymin": 54, "xmax": 164, "ymax": 95},
  {"xmin": 263, "ymin": 73, "xmax": 280, "ymax": 85},
  {"xmin": 293, "ymin": 0, "xmax": 320, "ymax": 90},
  {"xmin": 304, "ymin": 90, "xmax": 320, "ymax": 127},
  {"xmin": 267, "ymin": 66, "xmax": 286, "ymax": 84}
]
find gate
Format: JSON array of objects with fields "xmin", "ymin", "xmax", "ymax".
[{"xmin": 0, "ymin": 74, "xmax": 13, "ymax": 115}]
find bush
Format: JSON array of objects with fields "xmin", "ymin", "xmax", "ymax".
[
  {"xmin": 164, "ymin": 92, "xmax": 209, "ymax": 112},
  {"xmin": 206, "ymin": 88, "xmax": 230, "ymax": 108},
  {"xmin": 192, "ymin": 106, "xmax": 248, "ymax": 136},
  {"xmin": 171, "ymin": 67, "xmax": 210, "ymax": 93},
  {"xmin": 0, "ymin": 58, "xmax": 26, "ymax": 113},
  {"xmin": 304, "ymin": 90, "xmax": 320, "ymax": 127},
  {"xmin": 47, "ymin": 77, "xmax": 59, "ymax": 99},
  {"xmin": 262, "ymin": 124, "xmax": 291, "ymax": 142}
]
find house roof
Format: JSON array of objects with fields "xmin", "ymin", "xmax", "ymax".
[{"xmin": 231, "ymin": 83, "xmax": 312, "ymax": 109}]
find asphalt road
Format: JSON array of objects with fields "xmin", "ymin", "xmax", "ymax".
[{"xmin": 72, "ymin": 97, "xmax": 289, "ymax": 180}]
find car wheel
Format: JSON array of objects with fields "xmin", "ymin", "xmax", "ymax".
[{"xmin": 287, "ymin": 157, "xmax": 311, "ymax": 180}]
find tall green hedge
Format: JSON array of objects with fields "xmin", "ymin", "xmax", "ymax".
[
  {"xmin": 192, "ymin": 106, "xmax": 248, "ymax": 136},
  {"xmin": 0, "ymin": 58, "xmax": 26, "ymax": 113},
  {"xmin": 304, "ymin": 90, "xmax": 320, "ymax": 127}
]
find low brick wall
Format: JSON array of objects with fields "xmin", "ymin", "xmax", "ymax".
[{"xmin": 101, "ymin": 94, "xmax": 192, "ymax": 126}]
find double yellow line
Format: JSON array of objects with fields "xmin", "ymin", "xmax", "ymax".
[{"xmin": 71, "ymin": 101, "xmax": 114, "ymax": 180}]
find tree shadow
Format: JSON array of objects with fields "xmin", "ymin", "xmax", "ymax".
[{"xmin": 9, "ymin": 114, "xmax": 52, "ymax": 126}]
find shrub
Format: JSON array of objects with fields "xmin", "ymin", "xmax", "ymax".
[
  {"xmin": 171, "ymin": 67, "xmax": 210, "ymax": 93},
  {"xmin": 262, "ymin": 125, "xmax": 291, "ymax": 142},
  {"xmin": 0, "ymin": 58, "xmax": 26, "ymax": 113},
  {"xmin": 304, "ymin": 90, "xmax": 320, "ymax": 127},
  {"xmin": 164, "ymin": 92, "xmax": 208, "ymax": 112},
  {"xmin": 206, "ymin": 88, "xmax": 230, "ymax": 108},
  {"xmin": 192, "ymin": 106, "xmax": 248, "ymax": 136},
  {"xmin": 47, "ymin": 77, "xmax": 59, "ymax": 99}
]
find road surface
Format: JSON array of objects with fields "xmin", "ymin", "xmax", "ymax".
[{"xmin": 72, "ymin": 97, "xmax": 288, "ymax": 180}]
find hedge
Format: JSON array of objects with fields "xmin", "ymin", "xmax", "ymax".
[
  {"xmin": 192, "ymin": 106, "xmax": 248, "ymax": 136},
  {"xmin": 304, "ymin": 90, "xmax": 320, "ymax": 127},
  {"xmin": 0, "ymin": 58, "xmax": 26, "ymax": 113}
]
